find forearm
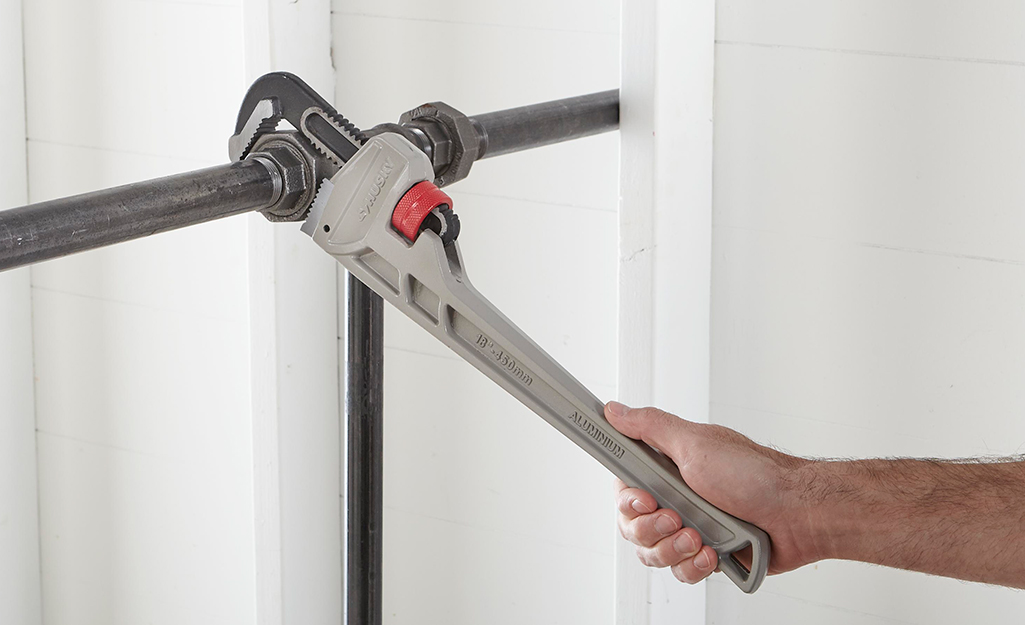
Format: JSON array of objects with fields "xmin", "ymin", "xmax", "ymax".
[{"xmin": 798, "ymin": 458, "xmax": 1025, "ymax": 587}]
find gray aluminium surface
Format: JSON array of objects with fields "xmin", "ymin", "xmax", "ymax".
[{"xmin": 311, "ymin": 134, "xmax": 770, "ymax": 595}]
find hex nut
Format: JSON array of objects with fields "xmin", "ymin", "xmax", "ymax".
[
  {"xmin": 249, "ymin": 135, "xmax": 318, "ymax": 222},
  {"xmin": 400, "ymin": 101, "xmax": 480, "ymax": 187}
]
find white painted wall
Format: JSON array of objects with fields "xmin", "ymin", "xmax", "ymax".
[
  {"xmin": 23, "ymin": 1, "xmax": 256, "ymax": 623},
  {"xmin": 0, "ymin": 1, "xmax": 42, "ymax": 623},
  {"xmin": 331, "ymin": 2, "xmax": 620, "ymax": 623},
  {"xmin": 710, "ymin": 1, "xmax": 1025, "ymax": 623}
]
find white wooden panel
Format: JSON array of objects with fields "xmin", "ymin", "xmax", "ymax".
[
  {"xmin": 383, "ymin": 193, "xmax": 618, "ymax": 390},
  {"xmin": 709, "ymin": 554, "xmax": 1025, "ymax": 624},
  {"xmin": 713, "ymin": 227, "xmax": 1025, "ymax": 457},
  {"xmin": 334, "ymin": 9, "xmax": 620, "ymax": 625},
  {"xmin": 718, "ymin": 0, "xmax": 1025, "ymax": 64},
  {"xmin": 24, "ymin": 1, "xmax": 261, "ymax": 623},
  {"xmin": 714, "ymin": 44, "xmax": 1025, "ymax": 264},
  {"xmin": 381, "ymin": 348, "xmax": 615, "ymax": 624},
  {"xmin": 0, "ymin": 1, "xmax": 42, "ymax": 622},
  {"xmin": 23, "ymin": 0, "xmax": 246, "ymax": 161},
  {"xmin": 27, "ymin": 141, "xmax": 247, "ymax": 319},
  {"xmin": 332, "ymin": 15, "xmax": 617, "ymax": 119},
  {"xmin": 33, "ymin": 288, "xmax": 256, "ymax": 625},
  {"xmin": 707, "ymin": 578, "xmax": 915, "ymax": 625},
  {"xmin": 0, "ymin": 273, "xmax": 40, "ymax": 625},
  {"xmin": 332, "ymin": 0, "xmax": 619, "ymax": 35},
  {"xmin": 710, "ymin": 23, "xmax": 1025, "ymax": 624},
  {"xmin": 455, "ymin": 134, "xmax": 620, "ymax": 213},
  {"xmin": 384, "ymin": 513, "xmax": 612, "ymax": 625},
  {"xmin": 0, "ymin": 1, "xmax": 28, "ymax": 203},
  {"xmin": 711, "ymin": 404, "xmax": 1003, "ymax": 462},
  {"xmin": 332, "ymin": 13, "xmax": 619, "ymax": 212}
]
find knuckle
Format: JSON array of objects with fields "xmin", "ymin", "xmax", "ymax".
[
  {"xmin": 670, "ymin": 563, "xmax": 702, "ymax": 585},
  {"xmin": 617, "ymin": 518, "xmax": 631, "ymax": 542},
  {"xmin": 615, "ymin": 491, "xmax": 631, "ymax": 514},
  {"xmin": 634, "ymin": 519, "xmax": 659, "ymax": 548},
  {"xmin": 647, "ymin": 542, "xmax": 675, "ymax": 569},
  {"xmin": 634, "ymin": 547, "xmax": 652, "ymax": 568}
]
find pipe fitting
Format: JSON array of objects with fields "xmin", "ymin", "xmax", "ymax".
[
  {"xmin": 399, "ymin": 101, "xmax": 481, "ymax": 188},
  {"xmin": 248, "ymin": 134, "xmax": 320, "ymax": 222}
]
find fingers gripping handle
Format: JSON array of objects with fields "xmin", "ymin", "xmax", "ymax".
[{"xmin": 308, "ymin": 133, "xmax": 770, "ymax": 594}]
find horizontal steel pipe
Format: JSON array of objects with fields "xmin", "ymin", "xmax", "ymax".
[
  {"xmin": 472, "ymin": 89, "xmax": 620, "ymax": 159},
  {"xmin": 0, "ymin": 160, "xmax": 280, "ymax": 271},
  {"xmin": 0, "ymin": 90, "xmax": 621, "ymax": 272}
]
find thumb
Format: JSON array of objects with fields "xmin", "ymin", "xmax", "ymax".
[{"xmin": 604, "ymin": 402, "xmax": 690, "ymax": 460}]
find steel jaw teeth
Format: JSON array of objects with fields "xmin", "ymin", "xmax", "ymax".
[
  {"xmin": 300, "ymin": 107, "xmax": 365, "ymax": 169},
  {"xmin": 229, "ymin": 99, "xmax": 280, "ymax": 162},
  {"xmin": 300, "ymin": 178, "xmax": 336, "ymax": 237}
]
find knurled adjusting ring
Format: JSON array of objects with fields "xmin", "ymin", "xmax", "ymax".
[{"xmin": 392, "ymin": 182, "xmax": 459, "ymax": 245}]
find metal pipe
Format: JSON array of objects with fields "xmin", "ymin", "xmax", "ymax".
[
  {"xmin": 341, "ymin": 273, "xmax": 384, "ymax": 625},
  {"xmin": 472, "ymin": 89, "xmax": 620, "ymax": 159},
  {"xmin": 0, "ymin": 91, "xmax": 620, "ymax": 272},
  {"xmin": 0, "ymin": 159, "xmax": 281, "ymax": 271}
]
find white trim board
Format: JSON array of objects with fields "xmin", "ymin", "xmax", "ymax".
[
  {"xmin": 0, "ymin": 0, "xmax": 41, "ymax": 622},
  {"xmin": 242, "ymin": 3, "xmax": 342, "ymax": 624},
  {"xmin": 617, "ymin": 1, "xmax": 716, "ymax": 623}
]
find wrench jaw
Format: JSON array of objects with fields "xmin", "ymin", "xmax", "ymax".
[{"xmin": 228, "ymin": 72, "xmax": 369, "ymax": 223}]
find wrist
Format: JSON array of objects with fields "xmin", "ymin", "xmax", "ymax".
[{"xmin": 785, "ymin": 459, "xmax": 868, "ymax": 563}]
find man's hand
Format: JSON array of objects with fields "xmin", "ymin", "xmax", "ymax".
[
  {"xmin": 606, "ymin": 401, "xmax": 1025, "ymax": 589},
  {"xmin": 606, "ymin": 401, "xmax": 820, "ymax": 584}
]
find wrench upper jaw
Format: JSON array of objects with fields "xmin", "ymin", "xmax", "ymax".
[{"xmin": 229, "ymin": 97, "xmax": 282, "ymax": 163}]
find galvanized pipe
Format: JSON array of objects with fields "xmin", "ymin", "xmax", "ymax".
[
  {"xmin": 0, "ymin": 159, "xmax": 280, "ymax": 271},
  {"xmin": 472, "ymin": 89, "xmax": 619, "ymax": 159}
]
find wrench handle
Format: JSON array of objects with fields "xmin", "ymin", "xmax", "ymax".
[
  {"xmin": 438, "ymin": 296, "xmax": 770, "ymax": 594},
  {"xmin": 310, "ymin": 132, "xmax": 770, "ymax": 593}
]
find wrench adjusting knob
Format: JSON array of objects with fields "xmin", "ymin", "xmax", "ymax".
[{"xmin": 392, "ymin": 181, "xmax": 460, "ymax": 246}]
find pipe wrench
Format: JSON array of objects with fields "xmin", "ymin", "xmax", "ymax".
[{"xmin": 304, "ymin": 132, "xmax": 771, "ymax": 594}]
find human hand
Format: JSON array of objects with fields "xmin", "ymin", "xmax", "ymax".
[{"xmin": 606, "ymin": 402, "xmax": 820, "ymax": 584}]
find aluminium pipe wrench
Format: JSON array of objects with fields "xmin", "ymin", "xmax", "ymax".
[{"xmin": 301, "ymin": 133, "xmax": 771, "ymax": 593}]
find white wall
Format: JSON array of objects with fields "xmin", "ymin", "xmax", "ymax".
[
  {"xmin": 23, "ymin": 1, "xmax": 258, "ymax": 623},
  {"xmin": 0, "ymin": 0, "xmax": 43, "ymax": 623},
  {"xmin": 710, "ymin": 1, "xmax": 1025, "ymax": 622},
  {"xmin": 331, "ymin": 2, "xmax": 621, "ymax": 623}
]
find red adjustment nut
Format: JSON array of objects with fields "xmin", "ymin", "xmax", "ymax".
[{"xmin": 392, "ymin": 181, "xmax": 458, "ymax": 244}]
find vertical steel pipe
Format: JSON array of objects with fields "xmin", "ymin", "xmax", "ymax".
[{"xmin": 341, "ymin": 274, "xmax": 384, "ymax": 625}]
